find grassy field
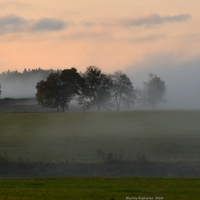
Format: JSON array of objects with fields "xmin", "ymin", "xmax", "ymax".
[
  {"xmin": 1, "ymin": 111, "xmax": 200, "ymax": 198},
  {"xmin": 0, "ymin": 177, "xmax": 200, "ymax": 200},
  {"xmin": 0, "ymin": 110, "xmax": 200, "ymax": 162}
]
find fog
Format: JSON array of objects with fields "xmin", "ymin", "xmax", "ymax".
[
  {"xmin": 126, "ymin": 54, "xmax": 200, "ymax": 110},
  {"xmin": 0, "ymin": 71, "xmax": 50, "ymax": 98},
  {"xmin": 0, "ymin": 55, "xmax": 200, "ymax": 110},
  {"xmin": 1, "ymin": 109, "xmax": 200, "ymax": 178},
  {"xmin": 0, "ymin": 63, "xmax": 200, "ymax": 178},
  {"xmin": 2, "ymin": 78, "xmax": 39, "ymax": 98}
]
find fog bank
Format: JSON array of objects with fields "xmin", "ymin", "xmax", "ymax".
[{"xmin": 126, "ymin": 54, "xmax": 200, "ymax": 110}]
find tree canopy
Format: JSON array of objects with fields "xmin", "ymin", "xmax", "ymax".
[
  {"xmin": 33, "ymin": 68, "xmax": 167, "ymax": 111},
  {"xmin": 36, "ymin": 68, "xmax": 83, "ymax": 112},
  {"xmin": 78, "ymin": 66, "xmax": 113, "ymax": 111},
  {"xmin": 111, "ymin": 71, "xmax": 136, "ymax": 111},
  {"xmin": 138, "ymin": 73, "xmax": 166, "ymax": 110}
]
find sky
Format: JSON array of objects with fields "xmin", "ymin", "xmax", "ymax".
[{"xmin": 0, "ymin": 0, "xmax": 200, "ymax": 108}]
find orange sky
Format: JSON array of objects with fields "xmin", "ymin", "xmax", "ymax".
[{"xmin": 0, "ymin": 0, "xmax": 200, "ymax": 73}]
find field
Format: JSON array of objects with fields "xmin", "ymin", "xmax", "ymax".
[
  {"xmin": 0, "ymin": 177, "xmax": 200, "ymax": 200},
  {"xmin": 0, "ymin": 110, "xmax": 200, "ymax": 163},
  {"xmin": 1, "ymin": 111, "xmax": 200, "ymax": 199}
]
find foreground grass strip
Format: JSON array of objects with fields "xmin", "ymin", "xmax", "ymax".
[{"xmin": 0, "ymin": 178, "xmax": 200, "ymax": 200}]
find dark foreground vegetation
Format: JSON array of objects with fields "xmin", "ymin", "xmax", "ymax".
[{"xmin": 1, "ymin": 156, "xmax": 200, "ymax": 178}]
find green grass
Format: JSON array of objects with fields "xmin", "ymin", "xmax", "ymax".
[
  {"xmin": 0, "ymin": 177, "xmax": 200, "ymax": 200},
  {"xmin": 0, "ymin": 111, "xmax": 200, "ymax": 162}
]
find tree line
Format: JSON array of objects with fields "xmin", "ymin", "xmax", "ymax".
[
  {"xmin": 35, "ymin": 66, "xmax": 166, "ymax": 111},
  {"xmin": 0, "ymin": 68, "xmax": 59, "ymax": 99},
  {"xmin": 0, "ymin": 68, "xmax": 57, "ymax": 82}
]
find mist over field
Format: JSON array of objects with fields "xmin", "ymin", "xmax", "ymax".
[
  {"xmin": 1, "ymin": 111, "xmax": 200, "ymax": 178},
  {"xmin": 0, "ymin": 65, "xmax": 200, "ymax": 177}
]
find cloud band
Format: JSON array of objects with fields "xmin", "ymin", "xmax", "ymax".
[{"xmin": 126, "ymin": 14, "xmax": 191, "ymax": 26}]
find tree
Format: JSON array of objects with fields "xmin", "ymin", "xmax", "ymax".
[
  {"xmin": 138, "ymin": 73, "xmax": 166, "ymax": 110},
  {"xmin": 59, "ymin": 68, "xmax": 84, "ymax": 111},
  {"xmin": 111, "ymin": 71, "xmax": 136, "ymax": 111},
  {"xmin": 78, "ymin": 66, "xmax": 113, "ymax": 111},
  {"xmin": 36, "ymin": 68, "xmax": 83, "ymax": 112},
  {"xmin": 0, "ymin": 84, "xmax": 1, "ymax": 98},
  {"xmin": 36, "ymin": 72, "xmax": 62, "ymax": 111}
]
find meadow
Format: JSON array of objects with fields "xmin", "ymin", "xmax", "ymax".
[
  {"xmin": 0, "ymin": 177, "xmax": 200, "ymax": 200},
  {"xmin": 1, "ymin": 111, "xmax": 200, "ymax": 199},
  {"xmin": 0, "ymin": 110, "xmax": 200, "ymax": 163}
]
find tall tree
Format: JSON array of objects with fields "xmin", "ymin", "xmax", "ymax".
[
  {"xmin": 59, "ymin": 68, "xmax": 84, "ymax": 112},
  {"xmin": 36, "ymin": 68, "xmax": 83, "ymax": 112},
  {"xmin": 78, "ymin": 66, "xmax": 113, "ymax": 111},
  {"xmin": 111, "ymin": 71, "xmax": 136, "ymax": 111},
  {"xmin": 138, "ymin": 73, "xmax": 166, "ymax": 110},
  {"xmin": 36, "ymin": 72, "xmax": 62, "ymax": 111}
]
